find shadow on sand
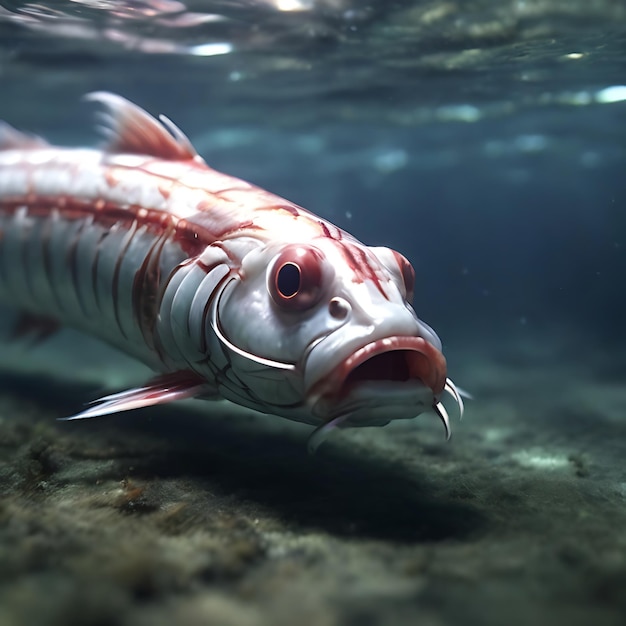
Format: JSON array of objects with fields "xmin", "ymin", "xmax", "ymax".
[{"xmin": 0, "ymin": 369, "xmax": 486, "ymax": 544}]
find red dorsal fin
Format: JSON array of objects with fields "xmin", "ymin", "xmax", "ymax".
[
  {"xmin": 85, "ymin": 91, "xmax": 200, "ymax": 162},
  {"xmin": 0, "ymin": 121, "xmax": 49, "ymax": 151}
]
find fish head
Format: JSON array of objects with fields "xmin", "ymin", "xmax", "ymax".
[{"xmin": 212, "ymin": 237, "xmax": 457, "ymax": 433}]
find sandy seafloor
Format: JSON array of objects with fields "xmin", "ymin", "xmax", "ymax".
[{"xmin": 1, "ymin": 323, "xmax": 625, "ymax": 626}]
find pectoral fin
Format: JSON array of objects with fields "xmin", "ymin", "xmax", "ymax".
[{"xmin": 61, "ymin": 371, "xmax": 206, "ymax": 420}]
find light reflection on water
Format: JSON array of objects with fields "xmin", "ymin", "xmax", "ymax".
[{"xmin": 0, "ymin": 0, "xmax": 624, "ymax": 131}]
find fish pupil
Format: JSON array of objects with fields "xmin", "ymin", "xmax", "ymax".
[{"xmin": 277, "ymin": 262, "xmax": 301, "ymax": 298}]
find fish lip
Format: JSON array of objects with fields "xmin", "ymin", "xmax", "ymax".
[{"xmin": 309, "ymin": 335, "xmax": 447, "ymax": 410}]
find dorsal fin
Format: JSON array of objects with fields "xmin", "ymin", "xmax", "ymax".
[
  {"xmin": 0, "ymin": 121, "xmax": 49, "ymax": 150},
  {"xmin": 84, "ymin": 91, "xmax": 199, "ymax": 161}
]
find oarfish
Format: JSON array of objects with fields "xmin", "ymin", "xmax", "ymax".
[{"xmin": 0, "ymin": 93, "xmax": 462, "ymax": 449}]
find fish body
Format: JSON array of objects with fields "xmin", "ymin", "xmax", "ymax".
[{"xmin": 0, "ymin": 93, "xmax": 461, "ymax": 441}]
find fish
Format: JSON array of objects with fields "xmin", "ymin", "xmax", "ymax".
[{"xmin": 0, "ymin": 92, "xmax": 463, "ymax": 449}]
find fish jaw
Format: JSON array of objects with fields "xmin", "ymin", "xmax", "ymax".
[{"xmin": 306, "ymin": 335, "xmax": 447, "ymax": 426}]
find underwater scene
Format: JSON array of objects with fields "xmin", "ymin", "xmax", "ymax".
[{"xmin": 0, "ymin": 1, "xmax": 625, "ymax": 624}]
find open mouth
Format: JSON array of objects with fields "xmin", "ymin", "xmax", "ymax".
[
  {"xmin": 305, "ymin": 336, "xmax": 465, "ymax": 450},
  {"xmin": 313, "ymin": 336, "xmax": 447, "ymax": 402},
  {"xmin": 308, "ymin": 335, "xmax": 464, "ymax": 439}
]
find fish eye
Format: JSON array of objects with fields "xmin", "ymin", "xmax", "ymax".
[
  {"xmin": 269, "ymin": 245, "xmax": 323, "ymax": 311},
  {"xmin": 276, "ymin": 262, "xmax": 300, "ymax": 298}
]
